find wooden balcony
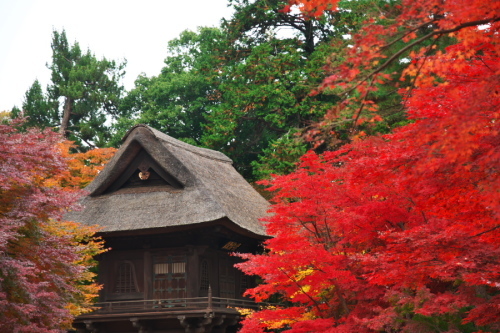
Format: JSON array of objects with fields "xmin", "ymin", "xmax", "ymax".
[
  {"xmin": 88, "ymin": 296, "xmax": 260, "ymax": 315},
  {"xmin": 73, "ymin": 293, "xmax": 263, "ymax": 333}
]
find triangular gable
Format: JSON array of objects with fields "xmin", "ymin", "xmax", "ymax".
[
  {"xmin": 103, "ymin": 149, "xmax": 183, "ymax": 195},
  {"xmin": 87, "ymin": 126, "xmax": 194, "ymax": 197}
]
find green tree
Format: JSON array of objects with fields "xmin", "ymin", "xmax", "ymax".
[
  {"xmin": 12, "ymin": 79, "xmax": 56, "ymax": 129},
  {"xmin": 200, "ymin": 0, "xmax": 378, "ymax": 179},
  {"xmin": 113, "ymin": 27, "xmax": 228, "ymax": 147},
  {"xmin": 226, "ymin": 0, "xmax": 338, "ymax": 53},
  {"xmin": 47, "ymin": 29, "xmax": 126, "ymax": 148},
  {"xmin": 201, "ymin": 38, "xmax": 338, "ymax": 179},
  {"xmin": 116, "ymin": 1, "xmax": 341, "ymax": 180},
  {"xmin": 117, "ymin": 0, "xmax": 411, "ymax": 180}
]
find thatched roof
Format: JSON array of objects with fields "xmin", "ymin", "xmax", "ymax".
[{"xmin": 66, "ymin": 125, "xmax": 268, "ymax": 238}]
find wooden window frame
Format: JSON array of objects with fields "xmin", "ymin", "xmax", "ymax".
[{"xmin": 108, "ymin": 260, "xmax": 143, "ymax": 301}]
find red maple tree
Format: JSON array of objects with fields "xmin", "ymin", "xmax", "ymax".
[
  {"xmin": 0, "ymin": 120, "xmax": 105, "ymax": 332},
  {"xmin": 237, "ymin": 0, "xmax": 500, "ymax": 332}
]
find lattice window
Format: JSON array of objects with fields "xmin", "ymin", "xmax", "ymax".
[
  {"xmin": 114, "ymin": 261, "xmax": 139, "ymax": 294},
  {"xmin": 154, "ymin": 263, "xmax": 169, "ymax": 275},
  {"xmin": 153, "ymin": 255, "xmax": 187, "ymax": 299},
  {"xmin": 172, "ymin": 262, "xmax": 186, "ymax": 274},
  {"xmin": 200, "ymin": 260, "xmax": 210, "ymax": 292}
]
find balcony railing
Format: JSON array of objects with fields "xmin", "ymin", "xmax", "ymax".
[{"xmin": 88, "ymin": 296, "xmax": 260, "ymax": 315}]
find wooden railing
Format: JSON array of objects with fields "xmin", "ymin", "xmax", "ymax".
[{"xmin": 90, "ymin": 297, "xmax": 260, "ymax": 314}]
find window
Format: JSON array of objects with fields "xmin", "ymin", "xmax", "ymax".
[
  {"xmin": 200, "ymin": 259, "xmax": 210, "ymax": 294},
  {"xmin": 154, "ymin": 262, "xmax": 186, "ymax": 274},
  {"xmin": 114, "ymin": 261, "xmax": 139, "ymax": 294}
]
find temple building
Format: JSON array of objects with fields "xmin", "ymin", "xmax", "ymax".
[{"xmin": 68, "ymin": 125, "xmax": 269, "ymax": 333}]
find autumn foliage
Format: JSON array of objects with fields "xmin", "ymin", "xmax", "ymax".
[
  {"xmin": 0, "ymin": 121, "xmax": 106, "ymax": 332},
  {"xmin": 282, "ymin": 0, "xmax": 339, "ymax": 18},
  {"xmin": 56, "ymin": 141, "xmax": 117, "ymax": 189},
  {"xmin": 237, "ymin": 0, "xmax": 500, "ymax": 332}
]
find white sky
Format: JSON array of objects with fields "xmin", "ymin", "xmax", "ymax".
[{"xmin": 0, "ymin": 0, "xmax": 234, "ymax": 112}]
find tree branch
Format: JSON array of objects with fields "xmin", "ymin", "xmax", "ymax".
[
  {"xmin": 380, "ymin": 19, "xmax": 438, "ymax": 51},
  {"xmin": 341, "ymin": 16, "xmax": 500, "ymax": 99},
  {"xmin": 469, "ymin": 225, "xmax": 500, "ymax": 239},
  {"xmin": 277, "ymin": 267, "xmax": 326, "ymax": 318}
]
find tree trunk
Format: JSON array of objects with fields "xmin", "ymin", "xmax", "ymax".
[
  {"xmin": 304, "ymin": 20, "xmax": 315, "ymax": 55},
  {"xmin": 60, "ymin": 97, "xmax": 73, "ymax": 138}
]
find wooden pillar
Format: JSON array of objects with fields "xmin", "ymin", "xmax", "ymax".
[
  {"xmin": 143, "ymin": 247, "xmax": 152, "ymax": 299},
  {"xmin": 186, "ymin": 245, "xmax": 199, "ymax": 298},
  {"xmin": 99, "ymin": 253, "xmax": 109, "ymax": 301}
]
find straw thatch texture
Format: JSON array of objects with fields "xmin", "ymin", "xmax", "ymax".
[{"xmin": 66, "ymin": 125, "xmax": 268, "ymax": 237}]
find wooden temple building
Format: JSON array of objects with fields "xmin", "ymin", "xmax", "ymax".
[{"xmin": 67, "ymin": 125, "xmax": 269, "ymax": 333}]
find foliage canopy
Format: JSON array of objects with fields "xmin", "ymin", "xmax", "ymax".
[{"xmin": 237, "ymin": 0, "xmax": 500, "ymax": 332}]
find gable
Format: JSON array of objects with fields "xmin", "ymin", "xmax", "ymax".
[{"xmin": 103, "ymin": 149, "xmax": 183, "ymax": 195}]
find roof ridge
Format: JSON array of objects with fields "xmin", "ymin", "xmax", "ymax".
[{"xmin": 123, "ymin": 125, "xmax": 232, "ymax": 163}]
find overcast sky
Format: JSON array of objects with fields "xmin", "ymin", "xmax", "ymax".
[{"xmin": 0, "ymin": 0, "xmax": 234, "ymax": 112}]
